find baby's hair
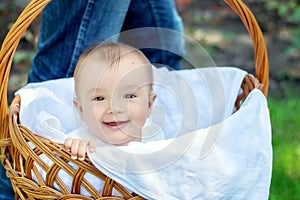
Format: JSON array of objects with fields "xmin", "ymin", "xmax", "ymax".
[
  {"xmin": 74, "ymin": 42, "xmax": 150, "ymax": 77},
  {"xmin": 73, "ymin": 42, "xmax": 153, "ymax": 96}
]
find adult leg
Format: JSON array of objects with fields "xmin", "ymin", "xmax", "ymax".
[
  {"xmin": 29, "ymin": 0, "xmax": 131, "ymax": 82},
  {"xmin": 120, "ymin": 0, "xmax": 185, "ymax": 70},
  {"xmin": 0, "ymin": 163, "xmax": 14, "ymax": 200}
]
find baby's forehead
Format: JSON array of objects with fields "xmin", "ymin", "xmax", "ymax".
[
  {"xmin": 76, "ymin": 63, "xmax": 152, "ymax": 91},
  {"xmin": 75, "ymin": 47, "xmax": 153, "ymax": 95},
  {"xmin": 82, "ymin": 51, "xmax": 151, "ymax": 74}
]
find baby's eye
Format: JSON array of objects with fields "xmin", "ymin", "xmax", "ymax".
[
  {"xmin": 93, "ymin": 96, "xmax": 105, "ymax": 101},
  {"xmin": 125, "ymin": 94, "xmax": 136, "ymax": 99}
]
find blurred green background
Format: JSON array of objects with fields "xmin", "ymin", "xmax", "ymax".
[{"xmin": 1, "ymin": 0, "xmax": 300, "ymax": 199}]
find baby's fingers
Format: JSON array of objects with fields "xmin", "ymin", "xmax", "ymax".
[
  {"xmin": 64, "ymin": 138, "xmax": 73, "ymax": 149},
  {"xmin": 88, "ymin": 140, "xmax": 97, "ymax": 153},
  {"xmin": 71, "ymin": 140, "xmax": 87, "ymax": 160},
  {"xmin": 64, "ymin": 139, "xmax": 88, "ymax": 160}
]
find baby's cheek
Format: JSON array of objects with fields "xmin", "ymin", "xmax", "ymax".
[
  {"xmin": 84, "ymin": 108, "xmax": 102, "ymax": 130},
  {"xmin": 128, "ymin": 106, "xmax": 149, "ymax": 127}
]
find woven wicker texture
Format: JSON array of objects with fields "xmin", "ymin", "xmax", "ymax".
[{"xmin": 0, "ymin": 0, "xmax": 269, "ymax": 199}]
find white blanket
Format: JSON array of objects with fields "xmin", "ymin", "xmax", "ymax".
[
  {"xmin": 15, "ymin": 66, "xmax": 272, "ymax": 199},
  {"xmin": 89, "ymin": 89, "xmax": 272, "ymax": 200}
]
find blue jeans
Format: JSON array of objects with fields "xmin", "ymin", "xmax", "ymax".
[
  {"xmin": 0, "ymin": 163, "xmax": 14, "ymax": 200},
  {"xmin": 28, "ymin": 0, "xmax": 184, "ymax": 83}
]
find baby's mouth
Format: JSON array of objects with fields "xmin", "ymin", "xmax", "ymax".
[{"xmin": 103, "ymin": 121, "xmax": 129, "ymax": 129}]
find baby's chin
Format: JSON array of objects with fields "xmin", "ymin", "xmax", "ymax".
[
  {"xmin": 109, "ymin": 136, "xmax": 141, "ymax": 146},
  {"xmin": 89, "ymin": 126, "xmax": 143, "ymax": 146},
  {"xmin": 92, "ymin": 135, "xmax": 141, "ymax": 147}
]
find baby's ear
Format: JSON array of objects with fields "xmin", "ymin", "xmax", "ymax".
[
  {"xmin": 73, "ymin": 98, "xmax": 84, "ymax": 120},
  {"xmin": 148, "ymin": 91, "xmax": 157, "ymax": 114}
]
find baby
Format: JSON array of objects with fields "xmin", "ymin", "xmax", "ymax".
[{"xmin": 64, "ymin": 42, "xmax": 161, "ymax": 160}]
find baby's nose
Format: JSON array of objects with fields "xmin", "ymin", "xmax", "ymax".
[{"xmin": 106, "ymin": 101, "xmax": 124, "ymax": 114}]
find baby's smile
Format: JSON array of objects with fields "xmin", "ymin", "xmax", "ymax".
[{"xmin": 103, "ymin": 120, "xmax": 129, "ymax": 130}]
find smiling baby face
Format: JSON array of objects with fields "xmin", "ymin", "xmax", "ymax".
[{"xmin": 73, "ymin": 43, "xmax": 156, "ymax": 146}]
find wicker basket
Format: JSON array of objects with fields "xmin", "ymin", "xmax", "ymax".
[{"xmin": 0, "ymin": 0, "xmax": 269, "ymax": 199}]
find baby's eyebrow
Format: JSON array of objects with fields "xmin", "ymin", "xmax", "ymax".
[
  {"xmin": 87, "ymin": 88, "xmax": 105, "ymax": 95},
  {"xmin": 122, "ymin": 83, "xmax": 151, "ymax": 90},
  {"xmin": 122, "ymin": 84, "xmax": 139, "ymax": 90}
]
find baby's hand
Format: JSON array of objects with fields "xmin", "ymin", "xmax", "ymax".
[{"xmin": 64, "ymin": 138, "xmax": 96, "ymax": 161}]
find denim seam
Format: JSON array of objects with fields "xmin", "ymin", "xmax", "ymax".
[
  {"xmin": 147, "ymin": 0, "xmax": 165, "ymax": 65},
  {"xmin": 67, "ymin": 0, "xmax": 95, "ymax": 77}
]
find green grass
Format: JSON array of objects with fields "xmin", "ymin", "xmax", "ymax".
[{"xmin": 268, "ymin": 95, "xmax": 300, "ymax": 199}]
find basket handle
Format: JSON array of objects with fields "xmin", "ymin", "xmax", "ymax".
[
  {"xmin": 224, "ymin": 0, "xmax": 269, "ymax": 96},
  {"xmin": 0, "ymin": 0, "xmax": 269, "ymax": 130},
  {"xmin": 0, "ymin": 0, "xmax": 51, "ymax": 151}
]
